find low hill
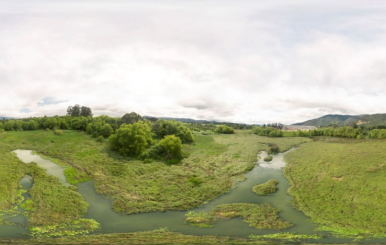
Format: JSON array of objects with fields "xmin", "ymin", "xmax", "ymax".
[
  {"xmin": 293, "ymin": 113, "xmax": 386, "ymax": 127},
  {"xmin": 143, "ymin": 116, "xmax": 229, "ymax": 124}
]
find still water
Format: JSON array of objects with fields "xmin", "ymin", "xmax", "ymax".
[{"xmin": 4, "ymin": 149, "xmax": 381, "ymax": 243}]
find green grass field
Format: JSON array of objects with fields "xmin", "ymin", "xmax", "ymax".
[{"xmin": 284, "ymin": 137, "xmax": 386, "ymax": 237}]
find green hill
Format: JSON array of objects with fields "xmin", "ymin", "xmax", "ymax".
[{"xmin": 293, "ymin": 113, "xmax": 386, "ymax": 127}]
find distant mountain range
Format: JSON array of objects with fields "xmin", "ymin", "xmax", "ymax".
[
  {"xmin": 144, "ymin": 116, "xmax": 231, "ymax": 124},
  {"xmin": 293, "ymin": 113, "xmax": 386, "ymax": 127}
]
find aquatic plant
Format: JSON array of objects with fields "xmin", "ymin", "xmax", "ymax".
[
  {"xmin": 263, "ymin": 156, "xmax": 273, "ymax": 162},
  {"xmin": 185, "ymin": 203, "xmax": 292, "ymax": 230},
  {"xmin": 249, "ymin": 232, "xmax": 321, "ymax": 241}
]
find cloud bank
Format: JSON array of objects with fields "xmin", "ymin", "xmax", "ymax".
[{"xmin": 1, "ymin": 0, "xmax": 386, "ymax": 124}]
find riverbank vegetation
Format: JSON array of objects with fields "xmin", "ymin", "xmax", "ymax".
[
  {"xmin": 258, "ymin": 137, "xmax": 312, "ymax": 153},
  {"xmin": 252, "ymin": 179, "xmax": 278, "ymax": 195},
  {"xmin": 1, "ymin": 229, "xmax": 303, "ymax": 244},
  {"xmin": 2, "ymin": 110, "xmax": 354, "ymax": 240},
  {"xmin": 0, "ymin": 128, "xmax": 310, "ymax": 220},
  {"xmin": 185, "ymin": 203, "xmax": 292, "ymax": 230},
  {"xmin": 284, "ymin": 138, "xmax": 386, "ymax": 237},
  {"xmin": 291, "ymin": 126, "xmax": 386, "ymax": 140},
  {"xmin": 0, "ymin": 130, "xmax": 302, "ymax": 218},
  {"xmin": 249, "ymin": 232, "xmax": 321, "ymax": 241}
]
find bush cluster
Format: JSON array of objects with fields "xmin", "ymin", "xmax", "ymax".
[
  {"xmin": 109, "ymin": 121, "xmax": 153, "ymax": 156},
  {"xmin": 152, "ymin": 120, "xmax": 194, "ymax": 143},
  {"xmin": 214, "ymin": 125, "xmax": 235, "ymax": 134},
  {"xmin": 53, "ymin": 130, "xmax": 63, "ymax": 136},
  {"xmin": 252, "ymin": 127, "xmax": 283, "ymax": 137},
  {"xmin": 86, "ymin": 121, "xmax": 114, "ymax": 138}
]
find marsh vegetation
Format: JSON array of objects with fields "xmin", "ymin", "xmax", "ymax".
[
  {"xmin": 2, "ymin": 111, "xmax": 386, "ymax": 243},
  {"xmin": 252, "ymin": 179, "xmax": 279, "ymax": 196}
]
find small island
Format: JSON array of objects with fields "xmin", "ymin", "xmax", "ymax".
[
  {"xmin": 253, "ymin": 179, "xmax": 279, "ymax": 195},
  {"xmin": 264, "ymin": 156, "xmax": 273, "ymax": 162}
]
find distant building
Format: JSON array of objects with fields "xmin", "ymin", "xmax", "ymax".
[{"xmin": 282, "ymin": 125, "xmax": 317, "ymax": 131}]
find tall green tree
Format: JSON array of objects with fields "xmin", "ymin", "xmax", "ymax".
[
  {"xmin": 152, "ymin": 120, "xmax": 194, "ymax": 143},
  {"xmin": 80, "ymin": 106, "xmax": 93, "ymax": 117},
  {"xmin": 119, "ymin": 112, "xmax": 142, "ymax": 125},
  {"xmin": 159, "ymin": 135, "xmax": 182, "ymax": 161},
  {"xmin": 14, "ymin": 120, "xmax": 23, "ymax": 131},
  {"xmin": 109, "ymin": 121, "xmax": 152, "ymax": 156},
  {"xmin": 67, "ymin": 104, "xmax": 81, "ymax": 117},
  {"xmin": 86, "ymin": 121, "xmax": 114, "ymax": 138},
  {"xmin": 28, "ymin": 120, "xmax": 38, "ymax": 130},
  {"xmin": 71, "ymin": 117, "xmax": 89, "ymax": 131},
  {"xmin": 43, "ymin": 118, "xmax": 59, "ymax": 129},
  {"xmin": 4, "ymin": 120, "xmax": 14, "ymax": 131}
]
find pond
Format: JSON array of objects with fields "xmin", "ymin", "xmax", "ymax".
[{"xmin": 3, "ymin": 149, "xmax": 380, "ymax": 243}]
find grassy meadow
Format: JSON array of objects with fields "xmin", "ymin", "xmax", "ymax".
[{"xmin": 284, "ymin": 137, "xmax": 386, "ymax": 237}]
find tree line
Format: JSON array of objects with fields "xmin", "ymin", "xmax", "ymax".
[
  {"xmin": 252, "ymin": 126, "xmax": 283, "ymax": 137},
  {"xmin": 0, "ymin": 106, "xmax": 198, "ymax": 164},
  {"xmin": 289, "ymin": 126, "xmax": 386, "ymax": 139}
]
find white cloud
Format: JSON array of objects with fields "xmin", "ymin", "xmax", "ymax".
[{"xmin": 1, "ymin": 0, "xmax": 386, "ymax": 124}]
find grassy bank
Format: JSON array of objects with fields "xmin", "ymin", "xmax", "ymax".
[
  {"xmin": 0, "ymin": 229, "xmax": 293, "ymax": 244},
  {"xmin": 284, "ymin": 137, "xmax": 386, "ymax": 237},
  {"xmin": 24, "ymin": 164, "xmax": 99, "ymax": 237},
  {"xmin": 185, "ymin": 203, "xmax": 292, "ymax": 229},
  {"xmin": 0, "ymin": 151, "xmax": 26, "ymax": 216}
]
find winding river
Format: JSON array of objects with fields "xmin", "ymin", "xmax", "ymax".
[{"xmin": 2, "ymin": 149, "xmax": 380, "ymax": 243}]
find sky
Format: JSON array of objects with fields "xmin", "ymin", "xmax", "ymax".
[{"xmin": 1, "ymin": 0, "xmax": 386, "ymax": 124}]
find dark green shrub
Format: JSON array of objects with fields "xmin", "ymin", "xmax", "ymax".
[
  {"xmin": 152, "ymin": 120, "xmax": 194, "ymax": 143},
  {"xmin": 109, "ymin": 121, "xmax": 152, "ymax": 156},
  {"xmin": 253, "ymin": 126, "xmax": 282, "ymax": 137},
  {"xmin": 144, "ymin": 158, "xmax": 153, "ymax": 164},
  {"xmin": 54, "ymin": 130, "xmax": 63, "ymax": 136},
  {"xmin": 159, "ymin": 135, "xmax": 182, "ymax": 161},
  {"xmin": 215, "ymin": 125, "xmax": 235, "ymax": 134},
  {"xmin": 96, "ymin": 136, "xmax": 104, "ymax": 143},
  {"xmin": 268, "ymin": 144, "xmax": 279, "ymax": 154},
  {"xmin": 140, "ymin": 144, "xmax": 164, "ymax": 160},
  {"xmin": 86, "ymin": 121, "xmax": 114, "ymax": 138},
  {"xmin": 264, "ymin": 156, "xmax": 273, "ymax": 162},
  {"xmin": 188, "ymin": 176, "xmax": 203, "ymax": 186}
]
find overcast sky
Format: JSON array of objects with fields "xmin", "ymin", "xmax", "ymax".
[{"xmin": 1, "ymin": 0, "xmax": 386, "ymax": 124}]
